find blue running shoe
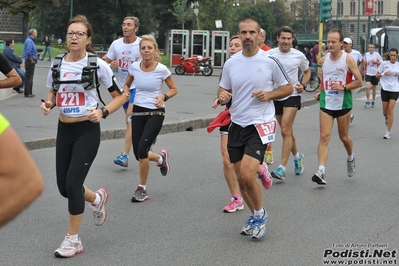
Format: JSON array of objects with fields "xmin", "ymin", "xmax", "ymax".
[
  {"xmin": 271, "ymin": 166, "xmax": 286, "ymax": 180},
  {"xmin": 251, "ymin": 209, "xmax": 270, "ymax": 240},
  {"xmin": 240, "ymin": 213, "xmax": 254, "ymax": 236},
  {"xmin": 114, "ymin": 152, "xmax": 128, "ymax": 167},
  {"xmin": 294, "ymin": 153, "xmax": 305, "ymax": 175}
]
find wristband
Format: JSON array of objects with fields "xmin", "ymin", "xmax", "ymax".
[{"xmin": 164, "ymin": 94, "xmax": 169, "ymax": 102}]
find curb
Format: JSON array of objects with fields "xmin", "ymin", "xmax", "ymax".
[
  {"xmin": 24, "ymin": 116, "xmax": 216, "ymax": 151},
  {"xmin": 24, "ymin": 98, "xmax": 320, "ymax": 150}
]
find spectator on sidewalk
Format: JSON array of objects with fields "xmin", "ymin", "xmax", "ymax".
[
  {"xmin": 23, "ymin": 29, "xmax": 38, "ymax": 98},
  {"xmin": 42, "ymin": 35, "xmax": 52, "ymax": 61},
  {"xmin": 3, "ymin": 39, "xmax": 25, "ymax": 93}
]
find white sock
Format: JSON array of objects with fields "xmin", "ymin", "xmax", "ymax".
[
  {"xmin": 278, "ymin": 165, "xmax": 286, "ymax": 172},
  {"xmin": 294, "ymin": 152, "xmax": 300, "ymax": 160},
  {"xmin": 67, "ymin": 233, "xmax": 79, "ymax": 241},
  {"xmin": 139, "ymin": 184, "xmax": 147, "ymax": 191},
  {"xmin": 318, "ymin": 166, "xmax": 325, "ymax": 173},
  {"xmin": 347, "ymin": 154, "xmax": 354, "ymax": 162},
  {"xmin": 92, "ymin": 193, "xmax": 101, "ymax": 206},
  {"xmin": 157, "ymin": 156, "xmax": 163, "ymax": 165},
  {"xmin": 254, "ymin": 208, "xmax": 265, "ymax": 217}
]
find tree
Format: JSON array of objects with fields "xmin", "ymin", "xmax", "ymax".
[
  {"xmin": 169, "ymin": 0, "xmax": 194, "ymax": 30},
  {"xmin": 291, "ymin": 0, "xmax": 319, "ymax": 34}
]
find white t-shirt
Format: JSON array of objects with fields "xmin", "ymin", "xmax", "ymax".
[
  {"xmin": 377, "ymin": 61, "xmax": 399, "ymax": 92},
  {"xmin": 267, "ymin": 47, "xmax": 309, "ymax": 100},
  {"xmin": 128, "ymin": 61, "xmax": 171, "ymax": 109},
  {"xmin": 46, "ymin": 53, "xmax": 113, "ymax": 117},
  {"xmin": 364, "ymin": 52, "xmax": 383, "ymax": 76},
  {"xmin": 348, "ymin": 49, "xmax": 363, "ymax": 65},
  {"xmin": 106, "ymin": 37, "xmax": 142, "ymax": 88},
  {"xmin": 219, "ymin": 49, "xmax": 290, "ymax": 127}
]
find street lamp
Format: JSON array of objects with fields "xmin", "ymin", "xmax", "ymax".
[
  {"xmin": 269, "ymin": 0, "xmax": 275, "ymax": 15},
  {"xmin": 70, "ymin": 0, "xmax": 73, "ymax": 19}
]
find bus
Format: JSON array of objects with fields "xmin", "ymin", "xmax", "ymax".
[{"xmin": 369, "ymin": 26, "xmax": 399, "ymax": 55}]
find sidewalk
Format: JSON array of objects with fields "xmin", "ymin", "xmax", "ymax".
[{"xmin": 0, "ymin": 60, "xmax": 329, "ymax": 150}]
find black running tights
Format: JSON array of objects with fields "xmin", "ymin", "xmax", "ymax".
[{"xmin": 56, "ymin": 120, "xmax": 100, "ymax": 215}]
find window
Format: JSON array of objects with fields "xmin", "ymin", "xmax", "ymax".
[
  {"xmin": 362, "ymin": 0, "xmax": 365, "ymax": 15},
  {"xmin": 350, "ymin": 0, "xmax": 355, "ymax": 16},
  {"xmin": 339, "ymin": 0, "xmax": 344, "ymax": 15},
  {"xmin": 350, "ymin": 25, "xmax": 355, "ymax": 33},
  {"xmin": 377, "ymin": 0, "xmax": 383, "ymax": 15}
]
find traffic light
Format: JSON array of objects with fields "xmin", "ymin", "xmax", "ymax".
[{"xmin": 320, "ymin": 0, "xmax": 332, "ymax": 21}]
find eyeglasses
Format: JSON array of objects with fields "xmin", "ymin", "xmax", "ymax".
[{"xmin": 66, "ymin": 31, "xmax": 87, "ymax": 39}]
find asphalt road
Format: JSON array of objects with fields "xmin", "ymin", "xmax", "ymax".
[{"xmin": 1, "ymin": 71, "xmax": 398, "ymax": 265}]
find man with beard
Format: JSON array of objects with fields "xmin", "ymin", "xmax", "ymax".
[{"xmin": 218, "ymin": 17, "xmax": 293, "ymax": 240}]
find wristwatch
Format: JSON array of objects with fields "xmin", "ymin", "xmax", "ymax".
[
  {"xmin": 100, "ymin": 107, "xmax": 109, "ymax": 119},
  {"xmin": 343, "ymin": 85, "xmax": 347, "ymax": 91},
  {"xmin": 301, "ymin": 84, "xmax": 307, "ymax": 90}
]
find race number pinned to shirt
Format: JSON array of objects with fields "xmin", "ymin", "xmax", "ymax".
[{"xmin": 255, "ymin": 118, "xmax": 277, "ymax": 144}]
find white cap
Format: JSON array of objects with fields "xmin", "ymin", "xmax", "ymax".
[{"xmin": 343, "ymin": 38, "xmax": 352, "ymax": 44}]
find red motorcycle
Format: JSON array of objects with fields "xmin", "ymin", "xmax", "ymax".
[{"xmin": 175, "ymin": 55, "xmax": 213, "ymax": 76}]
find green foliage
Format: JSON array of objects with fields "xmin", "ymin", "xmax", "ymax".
[
  {"xmin": 236, "ymin": 3, "xmax": 275, "ymax": 37},
  {"xmin": 169, "ymin": 0, "xmax": 194, "ymax": 30}
]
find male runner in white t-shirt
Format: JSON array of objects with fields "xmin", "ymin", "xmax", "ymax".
[
  {"xmin": 343, "ymin": 37, "xmax": 364, "ymax": 125},
  {"xmin": 106, "ymin": 16, "xmax": 142, "ymax": 167},
  {"xmin": 361, "ymin": 44, "xmax": 382, "ymax": 108},
  {"xmin": 218, "ymin": 17, "xmax": 293, "ymax": 240},
  {"xmin": 267, "ymin": 26, "xmax": 311, "ymax": 181}
]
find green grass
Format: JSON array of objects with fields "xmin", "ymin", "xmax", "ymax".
[
  {"xmin": 0, "ymin": 42, "xmax": 66, "ymax": 57},
  {"xmin": 2, "ymin": 42, "xmax": 170, "ymax": 65}
]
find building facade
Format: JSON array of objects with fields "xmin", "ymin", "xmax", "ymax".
[
  {"xmin": 291, "ymin": 0, "xmax": 399, "ymax": 53},
  {"xmin": 0, "ymin": 9, "xmax": 24, "ymax": 43}
]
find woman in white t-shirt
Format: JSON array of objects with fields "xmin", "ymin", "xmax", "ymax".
[
  {"xmin": 376, "ymin": 48, "xmax": 399, "ymax": 139},
  {"xmin": 41, "ymin": 15, "xmax": 127, "ymax": 258},
  {"xmin": 123, "ymin": 35, "xmax": 178, "ymax": 202}
]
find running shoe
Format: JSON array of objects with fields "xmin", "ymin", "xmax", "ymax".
[
  {"xmin": 258, "ymin": 162, "xmax": 273, "ymax": 189},
  {"xmin": 223, "ymin": 196, "xmax": 244, "ymax": 213},
  {"xmin": 251, "ymin": 209, "xmax": 270, "ymax": 240},
  {"xmin": 265, "ymin": 151, "xmax": 273, "ymax": 165},
  {"xmin": 114, "ymin": 152, "xmax": 129, "ymax": 167},
  {"xmin": 157, "ymin": 149, "xmax": 170, "ymax": 176},
  {"xmin": 88, "ymin": 188, "xmax": 109, "ymax": 226},
  {"xmin": 350, "ymin": 113, "xmax": 355, "ymax": 125},
  {"xmin": 347, "ymin": 154, "xmax": 356, "ymax": 177},
  {"xmin": 384, "ymin": 131, "xmax": 391, "ymax": 139},
  {"xmin": 240, "ymin": 213, "xmax": 254, "ymax": 235},
  {"xmin": 311, "ymin": 170, "xmax": 326, "ymax": 185},
  {"xmin": 371, "ymin": 101, "xmax": 375, "ymax": 108},
  {"xmin": 364, "ymin": 101, "xmax": 371, "ymax": 108},
  {"xmin": 294, "ymin": 153, "xmax": 305, "ymax": 175},
  {"xmin": 271, "ymin": 166, "xmax": 286, "ymax": 180},
  {"xmin": 54, "ymin": 235, "xmax": 84, "ymax": 258},
  {"xmin": 131, "ymin": 186, "xmax": 149, "ymax": 202}
]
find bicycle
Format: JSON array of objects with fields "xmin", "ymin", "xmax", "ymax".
[{"xmin": 300, "ymin": 65, "xmax": 321, "ymax": 92}]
